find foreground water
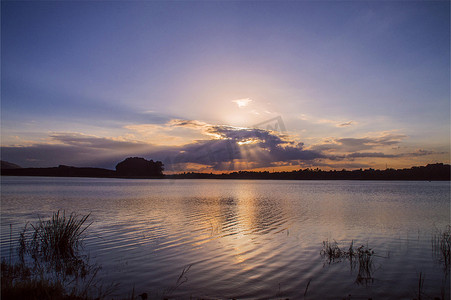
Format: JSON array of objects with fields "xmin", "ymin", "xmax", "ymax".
[{"xmin": 1, "ymin": 177, "xmax": 449, "ymax": 299}]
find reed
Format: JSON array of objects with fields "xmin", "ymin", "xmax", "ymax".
[
  {"xmin": 321, "ymin": 240, "xmax": 375, "ymax": 284},
  {"xmin": 17, "ymin": 211, "xmax": 96, "ymax": 283},
  {"xmin": 2, "ymin": 211, "xmax": 107, "ymax": 300},
  {"xmin": 320, "ymin": 240, "xmax": 343, "ymax": 263},
  {"xmin": 418, "ymin": 272, "xmax": 424, "ymax": 300},
  {"xmin": 355, "ymin": 244, "xmax": 374, "ymax": 285},
  {"xmin": 163, "ymin": 264, "xmax": 193, "ymax": 297},
  {"xmin": 1, "ymin": 260, "xmax": 65, "ymax": 300},
  {"xmin": 21, "ymin": 210, "xmax": 92, "ymax": 260},
  {"xmin": 432, "ymin": 225, "xmax": 451, "ymax": 271}
]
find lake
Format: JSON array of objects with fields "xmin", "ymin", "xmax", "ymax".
[{"xmin": 1, "ymin": 176, "xmax": 449, "ymax": 299}]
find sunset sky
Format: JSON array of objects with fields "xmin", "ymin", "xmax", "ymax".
[{"xmin": 1, "ymin": 1, "xmax": 450, "ymax": 173}]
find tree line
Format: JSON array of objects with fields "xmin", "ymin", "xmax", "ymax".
[
  {"xmin": 167, "ymin": 163, "xmax": 450, "ymax": 181},
  {"xmin": 1, "ymin": 158, "xmax": 449, "ymax": 180}
]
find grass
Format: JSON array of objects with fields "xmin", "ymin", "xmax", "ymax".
[
  {"xmin": 19, "ymin": 211, "xmax": 92, "ymax": 261},
  {"xmin": 2, "ymin": 211, "xmax": 107, "ymax": 300},
  {"xmin": 432, "ymin": 225, "xmax": 451, "ymax": 272},
  {"xmin": 17, "ymin": 211, "xmax": 97, "ymax": 282},
  {"xmin": 3, "ymin": 211, "xmax": 170, "ymax": 300},
  {"xmin": 1, "ymin": 260, "xmax": 77, "ymax": 300}
]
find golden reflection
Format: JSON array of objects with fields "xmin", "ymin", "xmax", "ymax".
[
  {"xmin": 230, "ymin": 244, "xmax": 254, "ymax": 272},
  {"xmin": 182, "ymin": 182, "xmax": 292, "ymax": 271},
  {"xmin": 189, "ymin": 196, "xmax": 239, "ymax": 246},
  {"xmin": 231, "ymin": 245, "xmax": 246, "ymax": 264}
]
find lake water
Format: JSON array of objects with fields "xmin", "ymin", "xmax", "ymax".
[{"xmin": 1, "ymin": 176, "xmax": 449, "ymax": 299}]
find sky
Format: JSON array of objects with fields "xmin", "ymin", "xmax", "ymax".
[{"xmin": 1, "ymin": 1, "xmax": 450, "ymax": 173}]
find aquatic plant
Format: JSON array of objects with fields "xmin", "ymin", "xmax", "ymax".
[
  {"xmin": 354, "ymin": 245, "xmax": 374, "ymax": 285},
  {"xmin": 417, "ymin": 271, "xmax": 425, "ymax": 300},
  {"xmin": 320, "ymin": 239, "xmax": 343, "ymax": 263},
  {"xmin": 20, "ymin": 210, "xmax": 92, "ymax": 260},
  {"xmin": 2, "ymin": 211, "xmax": 109, "ymax": 300},
  {"xmin": 432, "ymin": 225, "xmax": 451, "ymax": 272},
  {"xmin": 1, "ymin": 260, "xmax": 66, "ymax": 300},
  {"xmin": 17, "ymin": 210, "xmax": 95, "ymax": 282},
  {"xmin": 163, "ymin": 264, "xmax": 193, "ymax": 297},
  {"xmin": 321, "ymin": 240, "xmax": 375, "ymax": 285}
]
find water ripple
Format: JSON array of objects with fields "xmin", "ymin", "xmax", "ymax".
[{"xmin": 1, "ymin": 178, "xmax": 449, "ymax": 299}]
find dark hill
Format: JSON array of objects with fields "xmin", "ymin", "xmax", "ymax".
[
  {"xmin": 1, "ymin": 160, "xmax": 22, "ymax": 169},
  {"xmin": 1, "ymin": 165, "xmax": 116, "ymax": 178},
  {"xmin": 1, "ymin": 157, "xmax": 165, "ymax": 179}
]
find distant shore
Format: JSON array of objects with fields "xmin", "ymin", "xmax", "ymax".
[{"xmin": 1, "ymin": 163, "xmax": 449, "ymax": 181}]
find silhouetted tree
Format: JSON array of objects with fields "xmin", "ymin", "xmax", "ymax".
[{"xmin": 115, "ymin": 157, "xmax": 164, "ymax": 177}]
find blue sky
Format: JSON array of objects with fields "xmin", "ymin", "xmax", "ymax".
[{"xmin": 1, "ymin": 1, "xmax": 449, "ymax": 172}]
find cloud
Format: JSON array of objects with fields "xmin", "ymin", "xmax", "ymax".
[
  {"xmin": 345, "ymin": 152, "xmax": 397, "ymax": 158},
  {"xmin": 337, "ymin": 121, "xmax": 353, "ymax": 127},
  {"xmin": 167, "ymin": 119, "xmax": 209, "ymax": 129},
  {"xmin": 325, "ymin": 148, "xmax": 440, "ymax": 162},
  {"xmin": 152, "ymin": 125, "xmax": 325, "ymax": 171},
  {"xmin": 410, "ymin": 149, "xmax": 437, "ymax": 156},
  {"xmin": 1, "ymin": 120, "xmax": 444, "ymax": 172},
  {"xmin": 1, "ymin": 144, "xmax": 126, "ymax": 169},
  {"xmin": 311, "ymin": 134, "xmax": 407, "ymax": 152},
  {"xmin": 1, "ymin": 133, "xmax": 159, "ymax": 168},
  {"xmin": 1, "ymin": 124, "xmax": 325, "ymax": 171},
  {"xmin": 299, "ymin": 114, "xmax": 356, "ymax": 128},
  {"xmin": 49, "ymin": 133, "xmax": 145, "ymax": 150},
  {"xmin": 124, "ymin": 121, "xmax": 207, "ymax": 146}
]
